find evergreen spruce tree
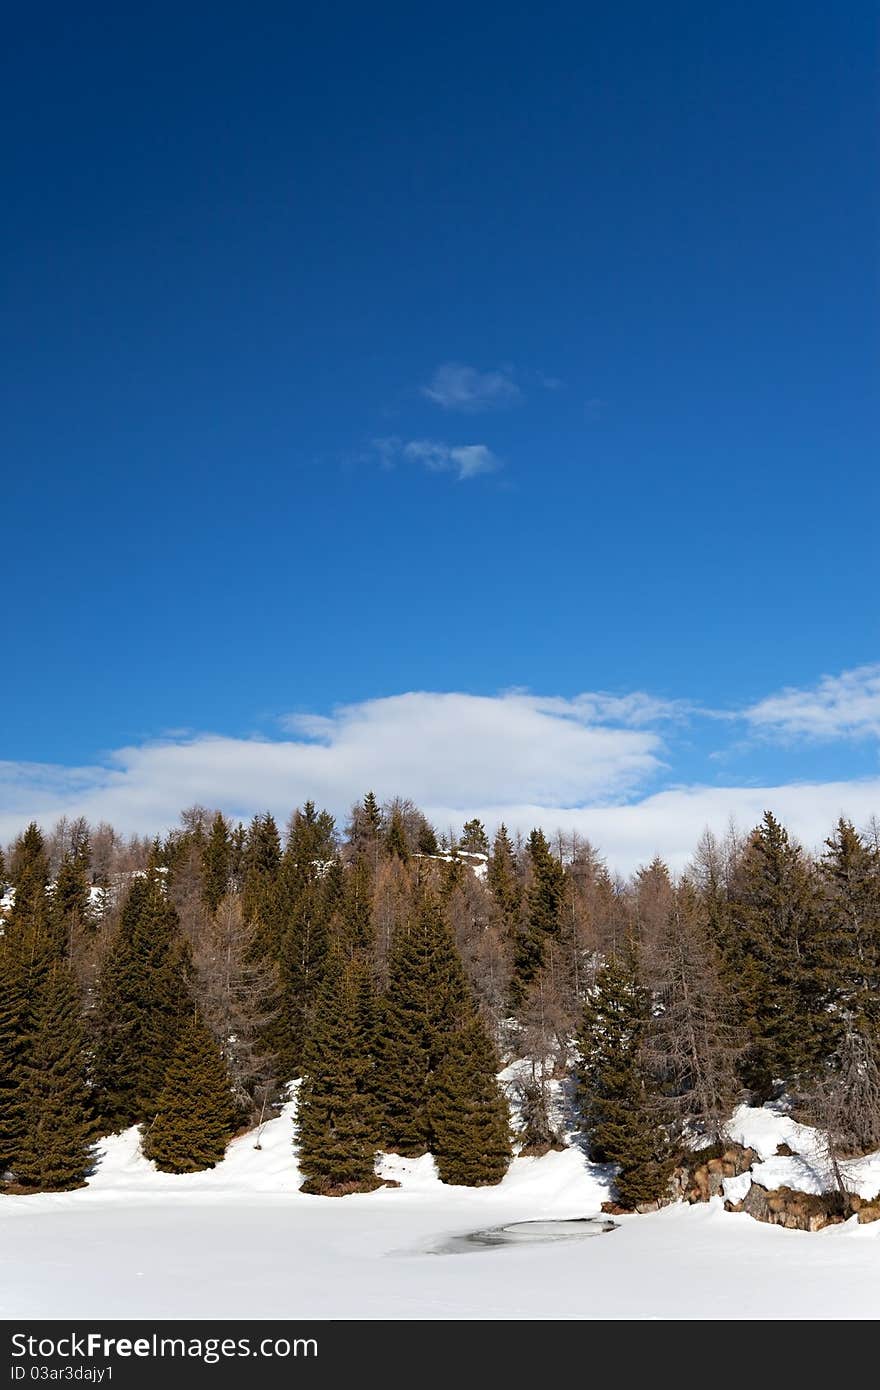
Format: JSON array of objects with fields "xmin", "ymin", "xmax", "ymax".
[
  {"xmin": 143, "ymin": 1012, "xmax": 238, "ymax": 1173},
  {"xmin": 201, "ymin": 812, "xmax": 231, "ymax": 914},
  {"xmin": 346, "ymin": 791, "xmax": 384, "ymax": 863},
  {"xmin": 415, "ymin": 816, "xmax": 439, "ymax": 856},
  {"xmin": 92, "ymin": 873, "xmax": 195, "ymax": 1129},
  {"xmin": 816, "ymin": 819, "xmax": 880, "ymax": 1029},
  {"xmin": 459, "ymin": 819, "xmax": 490, "ymax": 856},
  {"xmin": 337, "ymin": 855, "xmax": 375, "ymax": 960},
  {"xmin": 509, "ymin": 829, "xmax": 565, "ymax": 1010},
  {"xmin": 728, "ymin": 812, "xmax": 824, "ymax": 1099},
  {"xmin": 7, "ymin": 822, "xmax": 49, "ymax": 930},
  {"xmin": 12, "ymin": 961, "xmax": 93, "ymax": 1191},
  {"xmin": 296, "ymin": 950, "xmax": 381, "ymax": 1194},
  {"xmin": 384, "ymin": 805, "xmax": 410, "ymax": 863},
  {"xmin": 53, "ymin": 846, "xmax": 93, "ymax": 961},
  {"xmin": 577, "ymin": 945, "xmax": 673, "ymax": 1208},
  {"xmin": 430, "ymin": 1016, "xmax": 511, "ymax": 1185},
  {"xmin": 272, "ymin": 806, "xmax": 338, "ymax": 1079},
  {"xmin": 487, "ymin": 824, "xmax": 521, "ymax": 942},
  {"xmin": 0, "ymin": 935, "xmax": 30, "ymax": 1172},
  {"xmin": 810, "ymin": 820, "xmax": 880, "ymax": 1151},
  {"xmin": 241, "ymin": 813, "xmax": 282, "ymax": 929},
  {"xmin": 0, "ymin": 892, "xmax": 67, "ymax": 1170},
  {"xmin": 376, "ymin": 893, "xmax": 469, "ymax": 1154},
  {"xmin": 362, "ymin": 790, "xmax": 383, "ymax": 837}
]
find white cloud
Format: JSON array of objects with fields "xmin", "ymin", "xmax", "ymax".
[
  {"xmin": 744, "ymin": 664, "xmax": 880, "ymax": 741},
  {"xmin": 421, "ymin": 363, "xmax": 520, "ymax": 412},
  {"xmin": 375, "ymin": 437, "xmax": 502, "ymax": 480},
  {"xmin": 3, "ymin": 688, "xmax": 879, "ymax": 875},
  {"xmin": 0, "ymin": 691, "xmax": 660, "ymax": 853}
]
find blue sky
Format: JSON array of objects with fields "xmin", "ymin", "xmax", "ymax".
[{"xmin": 2, "ymin": 3, "xmax": 878, "ymax": 866}]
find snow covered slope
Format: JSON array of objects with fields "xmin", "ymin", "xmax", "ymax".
[{"xmin": 2, "ymin": 1102, "xmax": 879, "ymax": 1320}]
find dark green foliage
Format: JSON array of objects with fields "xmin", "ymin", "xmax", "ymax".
[
  {"xmin": 275, "ymin": 880, "xmax": 331, "ymax": 1079},
  {"xmin": 459, "ymin": 819, "xmax": 490, "ymax": 856},
  {"xmin": 296, "ymin": 951, "xmax": 381, "ymax": 1194},
  {"xmin": 241, "ymin": 813, "xmax": 282, "ymax": 928},
  {"xmin": 376, "ymin": 893, "xmax": 470, "ymax": 1155},
  {"xmin": 336, "ymin": 856, "xmax": 375, "ymax": 960},
  {"xmin": 12, "ymin": 962, "xmax": 92, "ymax": 1191},
  {"xmin": 201, "ymin": 812, "xmax": 231, "ymax": 914},
  {"xmin": 416, "ymin": 817, "xmax": 439, "ymax": 856},
  {"xmin": 0, "ymin": 895, "xmax": 68, "ymax": 1170},
  {"xmin": 7, "ymin": 823, "xmax": 49, "ymax": 929},
  {"xmin": 509, "ymin": 829, "xmax": 564, "ymax": 1010},
  {"xmin": 487, "ymin": 824, "xmax": 521, "ymax": 940},
  {"xmin": 52, "ymin": 848, "xmax": 93, "ymax": 958},
  {"xmin": 271, "ymin": 809, "xmax": 338, "ymax": 1079},
  {"xmin": 0, "ymin": 936, "xmax": 32, "ymax": 1171},
  {"xmin": 143, "ymin": 1013, "xmax": 238, "ymax": 1173},
  {"xmin": 92, "ymin": 874, "xmax": 196, "ymax": 1130},
  {"xmin": 283, "ymin": 802, "xmax": 337, "ymax": 898},
  {"xmin": 727, "ymin": 812, "xmax": 824, "ymax": 1099},
  {"xmin": 430, "ymin": 1017, "xmax": 511, "ymax": 1185},
  {"xmin": 577, "ymin": 946, "xmax": 673, "ymax": 1208},
  {"xmin": 817, "ymin": 819, "xmax": 880, "ymax": 1028},
  {"xmin": 346, "ymin": 792, "xmax": 383, "ymax": 861},
  {"xmin": 384, "ymin": 805, "xmax": 410, "ymax": 863}
]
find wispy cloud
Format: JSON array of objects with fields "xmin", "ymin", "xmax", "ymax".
[
  {"xmin": 373, "ymin": 436, "xmax": 502, "ymax": 481},
  {"xmin": 744, "ymin": 664, "xmax": 880, "ymax": 741},
  {"xmin": 421, "ymin": 362, "xmax": 520, "ymax": 412}
]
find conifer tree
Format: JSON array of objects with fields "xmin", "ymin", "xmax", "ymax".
[
  {"xmin": 273, "ymin": 808, "xmax": 338, "ymax": 1079},
  {"xmin": 728, "ymin": 812, "xmax": 823, "ymax": 1099},
  {"xmin": 53, "ymin": 847, "xmax": 93, "ymax": 962},
  {"xmin": 376, "ymin": 893, "xmax": 469, "ymax": 1154},
  {"xmin": 346, "ymin": 791, "xmax": 384, "ymax": 864},
  {"xmin": 459, "ymin": 819, "xmax": 490, "ymax": 856},
  {"xmin": 92, "ymin": 873, "xmax": 195, "ymax": 1129},
  {"xmin": 809, "ymin": 821, "xmax": 880, "ymax": 1151},
  {"xmin": 816, "ymin": 819, "xmax": 880, "ymax": 1028},
  {"xmin": 143, "ymin": 1012, "xmax": 238, "ymax": 1173},
  {"xmin": 201, "ymin": 812, "xmax": 231, "ymax": 914},
  {"xmin": 416, "ymin": 816, "xmax": 439, "ymax": 856},
  {"xmin": 430, "ymin": 1017, "xmax": 511, "ymax": 1185},
  {"xmin": 0, "ymin": 892, "xmax": 67, "ymax": 1170},
  {"xmin": 0, "ymin": 937, "xmax": 30, "ymax": 1171},
  {"xmin": 7, "ymin": 822, "xmax": 49, "ymax": 930},
  {"xmin": 509, "ymin": 830, "xmax": 564, "ymax": 1010},
  {"xmin": 296, "ymin": 950, "xmax": 381, "ymax": 1194},
  {"xmin": 384, "ymin": 805, "xmax": 410, "ymax": 863},
  {"xmin": 336, "ymin": 855, "xmax": 375, "ymax": 960},
  {"xmin": 577, "ymin": 945, "xmax": 673, "ymax": 1208},
  {"xmin": 487, "ymin": 824, "xmax": 521, "ymax": 941},
  {"xmin": 12, "ymin": 961, "xmax": 93, "ymax": 1191},
  {"xmin": 241, "ymin": 813, "xmax": 282, "ymax": 929}
]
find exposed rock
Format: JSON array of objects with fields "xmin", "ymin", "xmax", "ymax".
[
  {"xmin": 742, "ymin": 1181, "xmax": 772, "ymax": 1222},
  {"xmin": 669, "ymin": 1143, "xmax": 757, "ymax": 1205},
  {"xmin": 852, "ymin": 1196, "xmax": 880, "ymax": 1224},
  {"xmin": 737, "ymin": 1182, "xmax": 851, "ymax": 1231},
  {"xmin": 775, "ymin": 1142, "xmax": 795, "ymax": 1157}
]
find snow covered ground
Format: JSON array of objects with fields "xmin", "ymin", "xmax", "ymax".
[{"xmin": 2, "ymin": 1100, "xmax": 879, "ymax": 1320}]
